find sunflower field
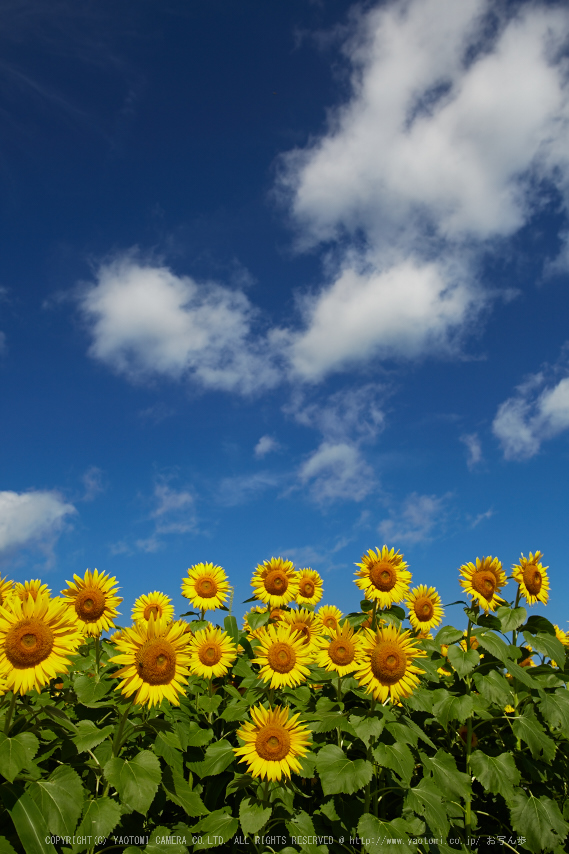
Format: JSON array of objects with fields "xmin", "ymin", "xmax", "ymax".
[{"xmin": 0, "ymin": 549, "xmax": 568, "ymax": 854}]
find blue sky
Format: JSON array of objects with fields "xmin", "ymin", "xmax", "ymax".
[{"xmin": 2, "ymin": 0, "xmax": 569, "ymax": 632}]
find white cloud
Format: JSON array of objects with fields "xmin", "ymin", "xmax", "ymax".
[
  {"xmin": 284, "ymin": 383, "xmax": 386, "ymax": 442},
  {"xmin": 254, "ymin": 435, "xmax": 281, "ymax": 458},
  {"xmin": 493, "ymin": 369, "xmax": 569, "ymax": 459},
  {"xmin": 471, "ymin": 508, "xmax": 494, "ymax": 528},
  {"xmin": 79, "ymin": 254, "xmax": 282, "ymax": 395},
  {"xmin": 460, "ymin": 432, "xmax": 482, "ymax": 470},
  {"xmin": 0, "ymin": 490, "xmax": 76, "ymax": 554},
  {"xmin": 151, "ymin": 482, "xmax": 197, "ymax": 535},
  {"xmin": 298, "ymin": 441, "xmax": 374, "ymax": 503},
  {"xmin": 216, "ymin": 472, "xmax": 280, "ymax": 507},
  {"xmin": 81, "ymin": 466, "xmax": 105, "ymax": 501},
  {"xmin": 378, "ymin": 492, "xmax": 447, "ymax": 543}
]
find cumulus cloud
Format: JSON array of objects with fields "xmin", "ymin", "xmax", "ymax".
[
  {"xmin": 460, "ymin": 432, "xmax": 482, "ymax": 469},
  {"xmin": 297, "ymin": 441, "xmax": 375, "ymax": 504},
  {"xmin": 378, "ymin": 492, "xmax": 448, "ymax": 543},
  {"xmin": 254, "ymin": 435, "xmax": 281, "ymax": 458},
  {"xmin": 0, "ymin": 490, "xmax": 76, "ymax": 555}
]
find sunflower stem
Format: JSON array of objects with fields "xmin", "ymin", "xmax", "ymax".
[
  {"xmin": 3, "ymin": 691, "xmax": 17, "ymax": 735},
  {"xmin": 95, "ymin": 635, "xmax": 101, "ymax": 675},
  {"xmin": 208, "ymin": 679, "xmax": 214, "ymax": 724},
  {"xmin": 464, "ymin": 619, "xmax": 475, "ymax": 841},
  {"xmin": 112, "ymin": 699, "xmax": 134, "ymax": 756},
  {"xmin": 512, "ymin": 586, "xmax": 521, "ymax": 648}
]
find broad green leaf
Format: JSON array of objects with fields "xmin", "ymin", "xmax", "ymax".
[
  {"xmin": 315, "ymin": 744, "xmax": 373, "ymax": 796},
  {"xmin": 220, "ymin": 700, "xmax": 252, "ymax": 722},
  {"xmin": 192, "ymin": 808, "xmax": 239, "ymax": 850},
  {"xmin": 539, "ymin": 690, "xmax": 569, "ymax": 732},
  {"xmin": 247, "ymin": 611, "xmax": 270, "ymax": 631},
  {"xmin": 297, "ymin": 750, "xmax": 317, "ymax": 778},
  {"xmin": 73, "ymin": 674, "xmax": 112, "ymax": 705},
  {"xmin": 72, "ymin": 798, "xmax": 122, "ymax": 852},
  {"xmin": 373, "ymin": 742, "xmax": 414, "ymax": 786},
  {"xmin": 0, "ymin": 837, "xmax": 17, "ymax": 854},
  {"xmin": 9, "ymin": 793, "xmax": 57, "ymax": 854},
  {"xmin": 522, "ymin": 615, "xmax": 556, "ymax": 636},
  {"xmin": 420, "ymin": 749, "xmax": 471, "ymax": 800},
  {"xmin": 432, "ymin": 690, "xmax": 474, "ymax": 726},
  {"xmin": 187, "ymin": 739, "xmax": 235, "ymax": 778},
  {"xmin": 506, "ymin": 660, "xmax": 539, "ymax": 688},
  {"xmin": 511, "ymin": 713, "xmax": 556, "ymax": 761},
  {"xmin": 162, "ymin": 766, "xmax": 208, "ymax": 818},
  {"xmin": 357, "ymin": 814, "xmax": 411, "ymax": 854},
  {"xmin": 386, "ymin": 722, "xmax": 418, "ymax": 747},
  {"xmin": 239, "ymin": 797, "xmax": 271, "ymax": 836},
  {"xmin": 400, "ymin": 716, "xmax": 436, "ymax": 749},
  {"xmin": 509, "ymin": 790, "xmax": 569, "ymax": 853},
  {"xmin": 469, "ymin": 751, "xmax": 519, "ymax": 804},
  {"xmin": 434, "ymin": 626, "xmax": 464, "ymax": 646},
  {"xmin": 286, "ymin": 810, "xmax": 327, "ymax": 854},
  {"xmin": 29, "ymin": 766, "xmax": 84, "ymax": 838},
  {"xmin": 405, "ymin": 779, "xmax": 449, "ymax": 837},
  {"xmin": 145, "ymin": 827, "xmax": 188, "ymax": 854},
  {"xmin": 307, "ymin": 712, "xmax": 351, "ymax": 734},
  {"xmin": 71, "ymin": 720, "xmax": 114, "ymax": 753},
  {"xmin": 349, "ymin": 715, "xmax": 385, "ymax": 746},
  {"xmin": 197, "ymin": 694, "xmax": 222, "ymax": 714},
  {"xmin": 154, "ymin": 731, "xmax": 183, "ymax": 773},
  {"xmin": 523, "ymin": 631, "xmax": 566, "ymax": 666},
  {"xmin": 446, "ymin": 645, "xmax": 479, "ymax": 677},
  {"xmin": 104, "ymin": 750, "xmax": 161, "ymax": 814},
  {"xmin": 0, "ymin": 733, "xmax": 39, "ymax": 783},
  {"xmin": 477, "ymin": 613, "xmax": 502, "ymax": 631},
  {"xmin": 472, "ymin": 671, "xmax": 513, "ymax": 707},
  {"xmin": 496, "ymin": 605, "xmax": 527, "ymax": 632},
  {"xmin": 182, "ymin": 722, "xmax": 213, "ymax": 747},
  {"xmin": 223, "ymin": 615, "xmax": 239, "ymax": 645},
  {"xmin": 475, "ymin": 631, "xmax": 511, "ymax": 661}
]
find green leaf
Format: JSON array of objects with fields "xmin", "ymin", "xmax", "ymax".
[
  {"xmin": 286, "ymin": 810, "xmax": 328, "ymax": 854},
  {"xmin": 399, "ymin": 716, "xmax": 436, "ymax": 750},
  {"xmin": 523, "ymin": 631, "xmax": 566, "ymax": 666},
  {"xmin": 307, "ymin": 712, "xmax": 351, "ymax": 734},
  {"xmin": 145, "ymin": 827, "xmax": 188, "ymax": 854},
  {"xmin": 0, "ymin": 733, "xmax": 39, "ymax": 783},
  {"xmin": 197, "ymin": 694, "xmax": 222, "ymax": 714},
  {"xmin": 511, "ymin": 713, "xmax": 556, "ymax": 762},
  {"xmin": 506, "ymin": 660, "xmax": 539, "ymax": 688},
  {"xmin": 405, "ymin": 779, "xmax": 449, "ymax": 837},
  {"xmin": 522, "ymin": 615, "xmax": 556, "ymax": 636},
  {"xmin": 73, "ymin": 674, "xmax": 112, "ymax": 706},
  {"xmin": 432, "ymin": 690, "xmax": 474, "ymax": 726},
  {"xmin": 0, "ymin": 837, "xmax": 17, "ymax": 854},
  {"xmin": 71, "ymin": 720, "xmax": 114, "ymax": 753},
  {"xmin": 475, "ymin": 631, "xmax": 511, "ymax": 661},
  {"xmin": 349, "ymin": 714, "xmax": 385, "ymax": 746},
  {"xmin": 373, "ymin": 742, "xmax": 414, "ymax": 786},
  {"xmin": 472, "ymin": 671, "xmax": 513, "ymax": 707},
  {"xmin": 496, "ymin": 605, "xmax": 527, "ymax": 632},
  {"xmin": 9, "ymin": 792, "xmax": 57, "ymax": 854},
  {"xmin": 477, "ymin": 614, "xmax": 502, "ymax": 631},
  {"xmin": 239, "ymin": 797, "xmax": 271, "ymax": 835},
  {"xmin": 420, "ymin": 749, "xmax": 471, "ymax": 800},
  {"xmin": 192, "ymin": 808, "xmax": 239, "ymax": 849},
  {"xmin": 162, "ymin": 766, "xmax": 208, "ymax": 818},
  {"xmin": 446, "ymin": 645, "xmax": 479, "ymax": 677},
  {"xmin": 187, "ymin": 739, "xmax": 235, "ymax": 778},
  {"xmin": 155, "ymin": 731, "xmax": 183, "ymax": 773},
  {"xmin": 434, "ymin": 626, "xmax": 464, "ymax": 646},
  {"xmin": 72, "ymin": 797, "xmax": 121, "ymax": 852},
  {"xmin": 220, "ymin": 700, "xmax": 250, "ymax": 722},
  {"xmin": 223, "ymin": 615, "xmax": 239, "ymax": 645},
  {"xmin": 247, "ymin": 611, "xmax": 270, "ymax": 631},
  {"xmin": 357, "ymin": 814, "xmax": 411, "ymax": 854},
  {"xmin": 104, "ymin": 750, "xmax": 161, "ymax": 814},
  {"xmin": 315, "ymin": 744, "xmax": 373, "ymax": 796},
  {"xmin": 182, "ymin": 722, "xmax": 213, "ymax": 747},
  {"xmin": 509, "ymin": 790, "xmax": 569, "ymax": 853},
  {"xmin": 539, "ymin": 690, "xmax": 569, "ymax": 732},
  {"xmin": 29, "ymin": 766, "xmax": 84, "ymax": 838},
  {"xmin": 297, "ymin": 750, "xmax": 317, "ymax": 778},
  {"xmin": 469, "ymin": 751, "xmax": 519, "ymax": 804}
]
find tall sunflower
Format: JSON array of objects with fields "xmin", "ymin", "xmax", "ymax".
[
  {"xmin": 181, "ymin": 563, "xmax": 229, "ymax": 611},
  {"xmin": 251, "ymin": 557, "xmax": 299, "ymax": 608},
  {"xmin": 318, "ymin": 605, "xmax": 343, "ymax": 634},
  {"xmin": 459, "ymin": 556, "xmax": 507, "ymax": 613},
  {"xmin": 354, "ymin": 546, "xmax": 412, "ymax": 607},
  {"xmin": 314, "ymin": 624, "xmax": 363, "ymax": 677},
  {"xmin": 0, "ymin": 594, "xmax": 84, "ymax": 695},
  {"xmin": 0, "ymin": 575, "xmax": 14, "ymax": 608},
  {"xmin": 13, "ymin": 580, "xmax": 52, "ymax": 602},
  {"xmin": 110, "ymin": 615, "xmax": 192, "ymax": 707},
  {"xmin": 512, "ymin": 551, "xmax": 549, "ymax": 606},
  {"xmin": 61, "ymin": 569, "xmax": 122, "ymax": 636},
  {"xmin": 354, "ymin": 624, "xmax": 426, "ymax": 704},
  {"xmin": 188, "ymin": 626, "xmax": 237, "ymax": 679},
  {"xmin": 279, "ymin": 608, "xmax": 322, "ymax": 646},
  {"xmin": 253, "ymin": 624, "xmax": 313, "ymax": 689},
  {"xmin": 132, "ymin": 591, "xmax": 174, "ymax": 624},
  {"xmin": 295, "ymin": 569, "xmax": 323, "ymax": 606},
  {"xmin": 405, "ymin": 585, "xmax": 444, "ymax": 633},
  {"xmin": 234, "ymin": 704, "xmax": 311, "ymax": 781}
]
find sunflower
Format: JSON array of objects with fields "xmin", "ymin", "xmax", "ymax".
[
  {"xmin": 512, "ymin": 551, "xmax": 549, "ymax": 606},
  {"xmin": 0, "ymin": 594, "xmax": 84, "ymax": 695},
  {"xmin": 13, "ymin": 580, "xmax": 51, "ymax": 603},
  {"xmin": 251, "ymin": 557, "xmax": 299, "ymax": 608},
  {"xmin": 188, "ymin": 626, "xmax": 237, "ymax": 679},
  {"xmin": 132, "ymin": 591, "xmax": 174, "ymax": 624},
  {"xmin": 314, "ymin": 624, "xmax": 364, "ymax": 676},
  {"xmin": 295, "ymin": 569, "xmax": 323, "ymax": 606},
  {"xmin": 354, "ymin": 623, "xmax": 426, "ymax": 704},
  {"xmin": 405, "ymin": 585, "xmax": 444, "ymax": 633},
  {"xmin": 181, "ymin": 563, "xmax": 229, "ymax": 612},
  {"xmin": 110, "ymin": 616, "xmax": 192, "ymax": 707},
  {"xmin": 61, "ymin": 569, "xmax": 122, "ymax": 636},
  {"xmin": 459, "ymin": 556, "xmax": 507, "ymax": 613},
  {"xmin": 234, "ymin": 704, "xmax": 311, "ymax": 781},
  {"xmin": 0, "ymin": 575, "xmax": 14, "ymax": 607},
  {"xmin": 354, "ymin": 546, "xmax": 412, "ymax": 607},
  {"xmin": 317, "ymin": 605, "xmax": 344, "ymax": 634},
  {"xmin": 253, "ymin": 624, "xmax": 314, "ymax": 689},
  {"xmin": 280, "ymin": 608, "xmax": 322, "ymax": 646}
]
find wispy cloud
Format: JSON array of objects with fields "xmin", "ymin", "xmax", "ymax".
[
  {"xmin": 254, "ymin": 435, "xmax": 281, "ymax": 458},
  {"xmin": 81, "ymin": 466, "xmax": 105, "ymax": 501},
  {"xmin": 216, "ymin": 472, "xmax": 281, "ymax": 507},
  {"xmin": 0, "ymin": 489, "xmax": 76, "ymax": 558},
  {"xmin": 297, "ymin": 441, "xmax": 375, "ymax": 504},
  {"xmin": 471, "ymin": 508, "xmax": 494, "ymax": 528},
  {"xmin": 378, "ymin": 492, "xmax": 449, "ymax": 544},
  {"xmin": 460, "ymin": 432, "xmax": 482, "ymax": 470},
  {"xmin": 284, "ymin": 383, "xmax": 386, "ymax": 444}
]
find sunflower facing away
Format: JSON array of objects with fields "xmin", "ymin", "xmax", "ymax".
[
  {"xmin": 181, "ymin": 563, "xmax": 229, "ymax": 612},
  {"xmin": 405, "ymin": 585, "xmax": 444, "ymax": 633},
  {"xmin": 132, "ymin": 591, "xmax": 175, "ymax": 624},
  {"xmin": 295, "ymin": 569, "xmax": 323, "ymax": 606},
  {"xmin": 280, "ymin": 608, "xmax": 322, "ymax": 646},
  {"xmin": 253, "ymin": 624, "xmax": 314, "ymax": 689},
  {"xmin": 459, "ymin": 556, "xmax": 507, "ymax": 612},
  {"xmin": 354, "ymin": 623, "xmax": 426, "ymax": 704},
  {"xmin": 314, "ymin": 623, "xmax": 364, "ymax": 677},
  {"xmin": 234, "ymin": 704, "xmax": 311, "ymax": 781},
  {"xmin": 354, "ymin": 546, "xmax": 412, "ymax": 608},
  {"xmin": 0, "ymin": 594, "xmax": 83, "ymax": 695},
  {"xmin": 13, "ymin": 579, "xmax": 52, "ymax": 603},
  {"xmin": 0, "ymin": 575, "xmax": 14, "ymax": 608},
  {"xmin": 251, "ymin": 557, "xmax": 299, "ymax": 608},
  {"xmin": 512, "ymin": 551, "xmax": 550, "ymax": 606},
  {"xmin": 61, "ymin": 569, "xmax": 122, "ymax": 636},
  {"xmin": 188, "ymin": 626, "xmax": 237, "ymax": 679},
  {"xmin": 318, "ymin": 605, "xmax": 343, "ymax": 634},
  {"xmin": 110, "ymin": 615, "xmax": 192, "ymax": 707}
]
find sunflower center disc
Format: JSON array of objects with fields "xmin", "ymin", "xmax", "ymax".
[
  {"xmin": 414, "ymin": 596, "xmax": 434, "ymax": 621},
  {"xmin": 267, "ymin": 641, "xmax": 296, "ymax": 673},
  {"xmin": 369, "ymin": 561, "xmax": 396, "ymax": 592},
  {"xmin": 323, "ymin": 616, "xmax": 337, "ymax": 630},
  {"xmin": 5, "ymin": 618, "xmax": 55, "ymax": 668},
  {"xmin": 329, "ymin": 637, "xmax": 355, "ymax": 666},
  {"xmin": 144, "ymin": 604, "xmax": 161, "ymax": 620},
  {"xmin": 264, "ymin": 569, "xmax": 288, "ymax": 595},
  {"xmin": 522, "ymin": 564, "xmax": 542, "ymax": 595},
  {"xmin": 472, "ymin": 570, "xmax": 496, "ymax": 600},
  {"xmin": 255, "ymin": 725, "xmax": 291, "ymax": 761},
  {"xmin": 370, "ymin": 641, "xmax": 407, "ymax": 685},
  {"xmin": 75, "ymin": 588, "xmax": 107, "ymax": 622},
  {"xmin": 291, "ymin": 624, "xmax": 310, "ymax": 644},
  {"xmin": 300, "ymin": 580, "xmax": 314, "ymax": 597},
  {"xmin": 136, "ymin": 638, "xmax": 177, "ymax": 685},
  {"xmin": 199, "ymin": 643, "xmax": 222, "ymax": 666},
  {"xmin": 195, "ymin": 577, "xmax": 217, "ymax": 599}
]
